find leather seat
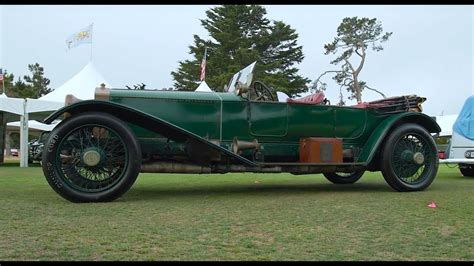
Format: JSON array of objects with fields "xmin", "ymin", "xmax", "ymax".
[{"xmin": 287, "ymin": 91, "xmax": 326, "ymax": 105}]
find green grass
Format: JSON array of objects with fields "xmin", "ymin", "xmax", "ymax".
[{"xmin": 0, "ymin": 160, "xmax": 473, "ymax": 261}]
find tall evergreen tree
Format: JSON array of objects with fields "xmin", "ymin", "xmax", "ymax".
[
  {"xmin": 313, "ymin": 17, "xmax": 391, "ymax": 104},
  {"xmin": 23, "ymin": 63, "xmax": 52, "ymax": 98},
  {"xmin": 171, "ymin": 5, "xmax": 310, "ymax": 97},
  {"xmin": 5, "ymin": 63, "xmax": 52, "ymax": 99},
  {"xmin": 11, "ymin": 78, "xmax": 36, "ymax": 99}
]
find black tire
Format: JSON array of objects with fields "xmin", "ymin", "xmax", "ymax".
[
  {"xmin": 42, "ymin": 112, "xmax": 142, "ymax": 203},
  {"xmin": 381, "ymin": 123, "xmax": 438, "ymax": 192},
  {"xmin": 459, "ymin": 164, "xmax": 474, "ymax": 177},
  {"xmin": 323, "ymin": 171, "xmax": 365, "ymax": 184}
]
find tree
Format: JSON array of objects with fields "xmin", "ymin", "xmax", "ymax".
[
  {"xmin": 11, "ymin": 78, "xmax": 36, "ymax": 99},
  {"xmin": 313, "ymin": 17, "xmax": 392, "ymax": 104},
  {"xmin": 23, "ymin": 63, "xmax": 52, "ymax": 98},
  {"xmin": 171, "ymin": 5, "xmax": 310, "ymax": 97},
  {"xmin": 6, "ymin": 63, "xmax": 52, "ymax": 99},
  {"xmin": 126, "ymin": 83, "xmax": 146, "ymax": 90}
]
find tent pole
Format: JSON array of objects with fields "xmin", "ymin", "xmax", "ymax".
[{"xmin": 20, "ymin": 99, "xmax": 29, "ymax": 167}]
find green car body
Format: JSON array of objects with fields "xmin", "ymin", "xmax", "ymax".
[{"xmin": 41, "ymin": 64, "xmax": 441, "ymax": 202}]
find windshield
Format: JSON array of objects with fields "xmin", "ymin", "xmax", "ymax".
[{"xmin": 226, "ymin": 61, "xmax": 257, "ymax": 93}]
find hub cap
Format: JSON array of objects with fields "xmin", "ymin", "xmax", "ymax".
[
  {"xmin": 413, "ymin": 152, "xmax": 425, "ymax": 165},
  {"xmin": 82, "ymin": 150, "xmax": 101, "ymax": 167}
]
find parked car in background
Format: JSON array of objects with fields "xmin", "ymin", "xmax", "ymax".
[
  {"xmin": 439, "ymin": 95, "xmax": 474, "ymax": 177},
  {"xmin": 10, "ymin": 148, "xmax": 19, "ymax": 157},
  {"xmin": 28, "ymin": 131, "xmax": 50, "ymax": 164}
]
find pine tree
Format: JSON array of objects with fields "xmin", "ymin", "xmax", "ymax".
[
  {"xmin": 23, "ymin": 63, "xmax": 52, "ymax": 98},
  {"xmin": 171, "ymin": 5, "xmax": 310, "ymax": 97},
  {"xmin": 313, "ymin": 17, "xmax": 391, "ymax": 104},
  {"xmin": 5, "ymin": 63, "xmax": 52, "ymax": 99}
]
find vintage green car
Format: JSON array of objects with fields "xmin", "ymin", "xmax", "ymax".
[{"xmin": 41, "ymin": 62, "xmax": 441, "ymax": 202}]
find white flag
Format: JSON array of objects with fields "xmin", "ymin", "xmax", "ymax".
[{"xmin": 66, "ymin": 24, "xmax": 93, "ymax": 49}]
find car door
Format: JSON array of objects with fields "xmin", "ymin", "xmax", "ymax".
[
  {"xmin": 249, "ymin": 101, "xmax": 288, "ymax": 137},
  {"xmin": 334, "ymin": 107, "xmax": 367, "ymax": 139}
]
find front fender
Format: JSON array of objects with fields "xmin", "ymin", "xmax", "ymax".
[
  {"xmin": 358, "ymin": 112, "xmax": 441, "ymax": 164},
  {"xmin": 44, "ymin": 100, "xmax": 258, "ymax": 167}
]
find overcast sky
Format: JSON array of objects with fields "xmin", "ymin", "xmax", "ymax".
[{"xmin": 0, "ymin": 5, "xmax": 473, "ymax": 116}]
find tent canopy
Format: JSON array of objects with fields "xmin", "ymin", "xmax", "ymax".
[
  {"xmin": 435, "ymin": 114, "xmax": 458, "ymax": 137},
  {"xmin": 195, "ymin": 81, "xmax": 213, "ymax": 92},
  {"xmin": 1, "ymin": 94, "xmax": 64, "ymax": 123},
  {"xmin": 7, "ymin": 120, "xmax": 58, "ymax": 132},
  {"xmin": 40, "ymin": 62, "xmax": 111, "ymax": 102},
  {"xmin": 0, "ymin": 95, "xmax": 24, "ymax": 119},
  {"xmin": 1, "ymin": 61, "xmax": 110, "ymax": 166}
]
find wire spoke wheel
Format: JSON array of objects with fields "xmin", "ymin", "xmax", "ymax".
[
  {"xmin": 391, "ymin": 134, "xmax": 433, "ymax": 184},
  {"xmin": 42, "ymin": 112, "xmax": 141, "ymax": 202},
  {"xmin": 381, "ymin": 123, "xmax": 438, "ymax": 191},
  {"xmin": 57, "ymin": 125, "xmax": 128, "ymax": 193}
]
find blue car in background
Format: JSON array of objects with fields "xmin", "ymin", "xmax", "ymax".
[{"xmin": 440, "ymin": 96, "xmax": 474, "ymax": 177}]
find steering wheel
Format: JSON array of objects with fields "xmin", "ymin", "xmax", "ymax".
[{"xmin": 250, "ymin": 81, "xmax": 276, "ymax": 102}]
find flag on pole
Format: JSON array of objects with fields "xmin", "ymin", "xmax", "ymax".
[
  {"xmin": 0, "ymin": 68, "xmax": 4, "ymax": 81},
  {"xmin": 200, "ymin": 47, "xmax": 208, "ymax": 81},
  {"xmin": 66, "ymin": 24, "xmax": 93, "ymax": 50}
]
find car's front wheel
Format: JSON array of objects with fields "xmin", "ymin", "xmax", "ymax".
[
  {"xmin": 42, "ymin": 112, "xmax": 142, "ymax": 202},
  {"xmin": 381, "ymin": 123, "xmax": 438, "ymax": 191}
]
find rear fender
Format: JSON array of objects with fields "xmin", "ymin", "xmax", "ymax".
[
  {"xmin": 44, "ymin": 100, "xmax": 258, "ymax": 167},
  {"xmin": 358, "ymin": 112, "xmax": 441, "ymax": 164}
]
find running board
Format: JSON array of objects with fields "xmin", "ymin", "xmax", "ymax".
[{"xmin": 259, "ymin": 162, "xmax": 366, "ymax": 167}]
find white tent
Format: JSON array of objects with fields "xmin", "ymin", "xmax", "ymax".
[
  {"xmin": 435, "ymin": 114, "xmax": 458, "ymax": 137},
  {"xmin": 276, "ymin": 91, "xmax": 289, "ymax": 102},
  {"xmin": 2, "ymin": 61, "xmax": 110, "ymax": 166},
  {"xmin": 0, "ymin": 94, "xmax": 24, "ymax": 116},
  {"xmin": 195, "ymin": 81, "xmax": 213, "ymax": 92},
  {"xmin": 0, "ymin": 94, "xmax": 63, "ymax": 119},
  {"xmin": 1, "ymin": 92, "xmax": 63, "ymax": 166},
  {"xmin": 7, "ymin": 120, "xmax": 58, "ymax": 132},
  {"xmin": 40, "ymin": 61, "xmax": 111, "ymax": 102}
]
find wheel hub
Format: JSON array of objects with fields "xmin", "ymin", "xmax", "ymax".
[
  {"xmin": 401, "ymin": 150, "xmax": 425, "ymax": 165},
  {"xmin": 82, "ymin": 149, "xmax": 102, "ymax": 167},
  {"xmin": 413, "ymin": 152, "xmax": 425, "ymax": 165}
]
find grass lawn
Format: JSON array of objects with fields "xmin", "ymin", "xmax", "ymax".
[{"xmin": 0, "ymin": 158, "xmax": 473, "ymax": 261}]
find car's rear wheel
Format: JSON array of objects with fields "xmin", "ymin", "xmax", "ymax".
[
  {"xmin": 42, "ymin": 112, "xmax": 141, "ymax": 202},
  {"xmin": 323, "ymin": 171, "xmax": 365, "ymax": 184},
  {"xmin": 381, "ymin": 123, "xmax": 438, "ymax": 191},
  {"xmin": 459, "ymin": 164, "xmax": 474, "ymax": 177}
]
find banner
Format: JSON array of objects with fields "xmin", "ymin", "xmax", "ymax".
[{"xmin": 66, "ymin": 24, "xmax": 93, "ymax": 49}]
